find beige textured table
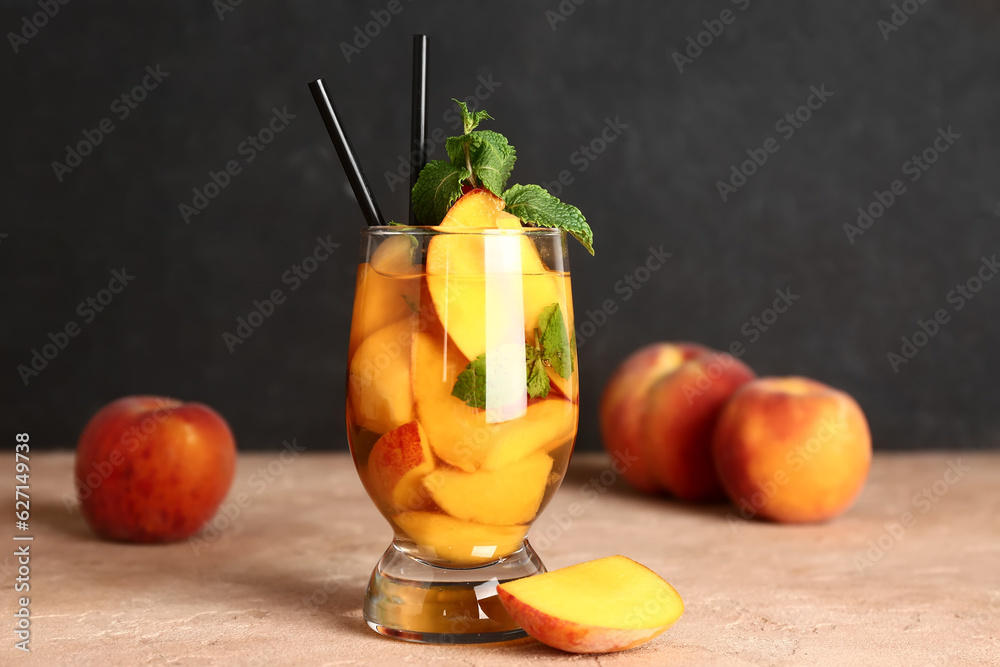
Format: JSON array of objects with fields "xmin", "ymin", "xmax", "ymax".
[{"xmin": 1, "ymin": 452, "xmax": 997, "ymax": 666}]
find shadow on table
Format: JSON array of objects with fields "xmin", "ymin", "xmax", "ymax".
[
  {"xmin": 223, "ymin": 565, "xmax": 372, "ymax": 639},
  {"xmin": 563, "ymin": 453, "xmax": 735, "ymax": 521},
  {"xmin": 30, "ymin": 498, "xmax": 93, "ymax": 539}
]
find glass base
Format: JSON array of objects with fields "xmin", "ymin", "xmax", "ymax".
[{"xmin": 363, "ymin": 539, "xmax": 545, "ymax": 644}]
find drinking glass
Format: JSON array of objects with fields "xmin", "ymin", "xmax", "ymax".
[{"xmin": 346, "ymin": 225, "xmax": 579, "ymax": 643}]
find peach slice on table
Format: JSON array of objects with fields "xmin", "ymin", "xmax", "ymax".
[
  {"xmin": 348, "ymin": 235, "xmax": 421, "ymax": 360},
  {"xmin": 348, "ymin": 319, "xmax": 415, "ymax": 435},
  {"xmin": 497, "ymin": 556, "xmax": 684, "ymax": 654},
  {"xmin": 367, "ymin": 421, "xmax": 435, "ymax": 512},
  {"xmin": 394, "ymin": 511, "xmax": 529, "ymax": 566},
  {"xmin": 411, "ymin": 331, "xmax": 578, "ymax": 472},
  {"xmin": 423, "ymin": 450, "xmax": 554, "ymax": 526},
  {"xmin": 425, "ymin": 189, "xmax": 563, "ymax": 362}
]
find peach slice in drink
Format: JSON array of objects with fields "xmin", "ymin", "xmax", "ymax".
[
  {"xmin": 366, "ymin": 421, "xmax": 435, "ymax": 512},
  {"xmin": 423, "ymin": 450, "xmax": 554, "ymax": 525},
  {"xmin": 395, "ymin": 511, "xmax": 529, "ymax": 566},
  {"xmin": 349, "ymin": 319, "xmax": 415, "ymax": 435},
  {"xmin": 425, "ymin": 189, "xmax": 565, "ymax": 366},
  {"xmin": 348, "ymin": 234, "xmax": 421, "ymax": 360},
  {"xmin": 411, "ymin": 330, "xmax": 577, "ymax": 472}
]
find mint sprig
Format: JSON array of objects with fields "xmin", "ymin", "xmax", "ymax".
[
  {"xmin": 451, "ymin": 303, "xmax": 573, "ymax": 408},
  {"xmin": 410, "ymin": 100, "xmax": 594, "ymax": 254},
  {"xmin": 446, "ymin": 129, "xmax": 515, "ymax": 197}
]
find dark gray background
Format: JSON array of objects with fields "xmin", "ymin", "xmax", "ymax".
[{"xmin": 4, "ymin": 1, "xmax": 999, "ymax": 451}]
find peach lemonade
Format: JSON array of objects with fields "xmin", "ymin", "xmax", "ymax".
[
  {"xmin": 347, "ymin": 100, "xmax": 594, "ymax": 642},
  {"xmin": 348, "ymin": 189, "xmax": 579, "ymax": 567}
]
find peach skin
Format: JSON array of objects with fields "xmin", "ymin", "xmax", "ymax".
[
  {"xmin": 712, "ymin": 376, "xmax": 872, "ymax": 523},
  {"xmin": 600, "ymin": 342, "xmax": 709, "ymax": 493},
  {"xmin": 497, "ymin": 555, "xmax": 684, "ymax": 653},
  {"xmin": 642, "ymin": 350, "xmax": 756, "ymax": 501}
]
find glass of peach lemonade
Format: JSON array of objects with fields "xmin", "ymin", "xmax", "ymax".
[
  {"xmin": 343, "ymin": 98, "xmax": 593, "ymax": 643},
  {"xmin": 346, "ymin": 187, "xmax": 580, "ymax": 643}
]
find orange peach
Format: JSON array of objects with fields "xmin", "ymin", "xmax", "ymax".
[
  {"xmin": 497, "ymin": 555, "xmax": 684, "ymax": 653},
  {"xmin": 712, "ymin": 376, "xmax": 872, "ymax": 523},
  {"xmin": 600, "ymin": 343, "xmax": 709, "ymax": 493},
  {"xmin": 642, "ymin": 350, "xmax": 757, "ymax": 501},
  {"xmin": 74, "ymin": 396, "xmax": 236, "ymax": 542}
]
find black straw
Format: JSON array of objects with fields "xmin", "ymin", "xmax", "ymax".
[
  {"xmin": 308, "ymin": 78, "xmax": 385, "ymax": 227},
  {"xmin": 409, "ymin": 34, "xmax": 428, "ymax": 225}
]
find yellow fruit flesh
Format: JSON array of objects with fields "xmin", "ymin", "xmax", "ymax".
[
  {"xmin": 424, "ymin": 451, "xmax": 554, "ymax": 525},
  {"xmin": 426, "ymin": 191, "xmax": 565, "ymax": 363},
  {"xmin": 349, "ymin": 320, "xmax": 414, "ymax": 434},
  {"xmin": 498, "ymin": 555, "xmax": 684, "ymax": 631},
  {"xmin": 394, "ymin": 511, "xmax": 529, "ymax": 566},
  {"xmin": 348, "ymin": 235, "xmax": 420, "ymax": 360},
  {"xmin": 479, "ymin": 400, "xmax": 577, "ymax": 471},
  {"xmin": 411, "ymin": 331, "xmax": 576, "ymax": 472}
]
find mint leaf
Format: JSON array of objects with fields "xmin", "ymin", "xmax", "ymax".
[
  {"xmin": 538, "ymin": 303, "xmax": 573, "ymax": 379},
  {"xmin": 445, "ymin": 134, "xmax": 473, "ymax": 168},
  {"xmin": 411, "ymin": 160, "xmax": 470, "ymax": 225},
  {"xmin": 446, "ymin": 131, "xmax": 516, "ymax": 197},
  {"xmin": 468, "ymin": 130, "xmax": 515, "ymax": 196},
  {"xmin": 451, "ymin": 353, "xmax": 487, "ymax": 408},
  {"xmin": 526, "ymin": 345, "xmax": 551, "ymax": 399},
  {"xmin": 454, "ymin": 99, "xmax": 493, "ymax": 134},
  {"xmin": 503, "ymin": 184, "xmax": 594, "ymax": 255},
  {"xmin": 450, "ymin": 316, "xmax": 571, "ymax": 407}
]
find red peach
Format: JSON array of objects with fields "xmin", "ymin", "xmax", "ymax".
[{"xmin": 75, "ymin": 396, "xmax": 236, "ymax": 542}]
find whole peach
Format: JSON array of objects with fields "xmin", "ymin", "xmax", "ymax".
[
  {"xmin": 600, "ymin": 343, "xmax": 709, "ymax": 493},
  {"xmin": 712, "ymin": 377, "xmax": 872, "ymax": 523},
  {"xmin": 642, "ymin": 351, "xmax": 757, "ymax": 501},
  {"xmin": 75, "ymin": 396, "xmax": 236, "ymax": 542}
]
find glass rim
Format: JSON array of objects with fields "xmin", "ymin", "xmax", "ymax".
[{"xmin": 361, "ymin": 225, "xmax": 567, "ymax": 238}]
